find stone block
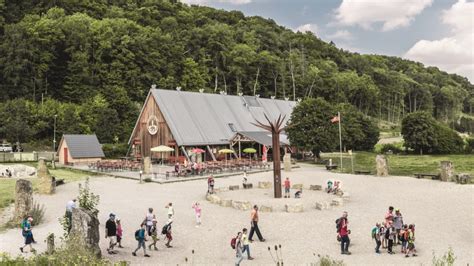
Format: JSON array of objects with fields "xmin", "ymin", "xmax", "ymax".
[
  {"xmin": 232, "ymin": 200, "xmax": 252, "ymax": 211},
  {"xmin": 243, "ymin": 183, "xmax": 253, "ymax": 189},
  {"xmin": 37, "ymin": 158, "xmax": 54, "ymax": 194},
  {"xmin": 331, "ymin": 198, "xmax": 343, "ymax": 206},
  {"xmin": 229, "ymin": 185, "xmax": 240, "ymax": 191},
  {"xmin": 315, "ymin": 201, "xmax": 329, "ymax": 210},
  {"xmin": 70, "ymin": 208, "xmax": 101, "ymax": 257},
  {"xmin": 143, "ymin": 156, "xmax": 151, "ymax": 175},
  {"xmin": 376, "ymin": 155, "xmax": 389, "ymax": 177},
  {"xmin": 14, "ymin": 179, "xmax": 33, "ymax": 223},
  {"xmin": 283, "ymin": 153, "xmax": 292, "ymax": 172},
  {"xmin": 310, "ymin": 185, "xmax": 322, "ymax": 191},
  {"xmin": 258, "ymin": 181, "xmax": 272, "ymax": 189},
  {"xmin": 285, "ymin": 203, "xmax": 304, "ymax": 213},
  {"xmin": 214, "ymin": 187, "xmax": 228, "ymax": 193},
  {"xmin": 220, "ymin": 199, "xmax": 233, "ymax": 207},
  {"xmin": 440, "ymin": 161, "xmax": 454, "ymax": 182},
  {"xmin": 259, "ymin": 205, "xmax": 273, "ymax": 212},
  {"xmin": 292, "ymin": 183, "xmax": 303, "ymax": 190},
  {"xmin": 206, "ymin": 194, "xmax": 221, "ymax": 204},
  {"xmin": 455, "ymin": 173, "xmax": 472, "ymax": 184}
]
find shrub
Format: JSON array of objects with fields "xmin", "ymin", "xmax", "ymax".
[
  {"xmin": 402, "ymin": 111, "xmax": 437, "ymax": 154},
  {"xmin": 380, "ymin": 143, "xmax": 403, "ymax": 154},
  {"xmin": 465, "ymin": 138, "xmax": 474, "ymax": 153},
  {"xmin": 432, "ymin": 124, "xmax": 464, "ymax": 154},
  {"xmin": 78, "ymin": 178, "xmax": 100, "ymax": 215},
  {"xmin": 432, "ymin": 247, "xmax": 456, "ymax": 266},
  {"xmin": 29, "ymin": 201, "xmax": 45, "ymax": 226},
  {"xmin": 312, "ymin": 254, "xmax": 345, "ymax": 266}
]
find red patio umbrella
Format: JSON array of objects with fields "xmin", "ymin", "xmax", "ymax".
[{"xmin": 191, "ymin": 148, "xmax": 205, "ymax": 154}]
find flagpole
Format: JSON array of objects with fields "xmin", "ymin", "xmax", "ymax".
[{"xmin": 338, "ymin": 112, "xmax": 343, "ymax": 172}]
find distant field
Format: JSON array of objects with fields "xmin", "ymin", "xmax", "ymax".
[
  {"xmin": 0, "ymin": 166, "xmax": 92, "ymax": 211},
  {"xmin": 320, "ymin": 152, "xmax": 474, "ymax": 177}
]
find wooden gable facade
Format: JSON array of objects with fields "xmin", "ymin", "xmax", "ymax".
[{"xmin": 129, "ymin": 93, "xmax": 177, "ymax": 159}]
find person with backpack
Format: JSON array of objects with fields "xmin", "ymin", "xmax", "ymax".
[
  {"xmin": 372, "ymin": 222, "xmax": 382, "ymax": 254},
  {"xmin": 405, "ymin": 224, "xmax": 417, "ymax": 257},
  {"xmin": 132, "ymin": 223, "xmax": 150, "ymax": 257},
  {"xmin": 248, "ymin": 205, "xmax": 265, "ymax": 242},
  {"xmin": 148, "ymin": 219, "xmax": 159, "ymax": 251},
  {"xmin": 105, "ymin": 213, "xmax": 118, "ymax": 254},
  {"xmin": 400, "ymin": 224, "xmax": 408, "ymax": 254},
  {"xmin": 393, "ymin": 209, "xmax": 403, "ymax": 245},
  {"xmin": 162, "ymin": 219, "xmax": 173, "ymax": 248},
  {"xmin": 241, "ymin": 228, "xmax": 254, "ymax": 260},
  {"xmin": 337, "ymin": 211, "xmax": 351, "ymax": 255},
  {"xmin": 144, "ymin": 208, "xmax": 155, "ymax": 236},
  {"xmin": 19, "ymin": 216, "xmax": 35, "ymax": 253},
  {"xmin": 233, "ymin": 231, "xmax": 243, "ymax": 266},
  {"xmin": 386, "ymin": 221, "xmax": 396, "ymax": 254}
]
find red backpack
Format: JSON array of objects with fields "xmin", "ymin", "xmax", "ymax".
[{"xmin": 230, "ymin": 237, "xmax": 237, "ymax": 249}]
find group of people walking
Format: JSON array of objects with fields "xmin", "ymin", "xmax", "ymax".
[
  {"xmin": 232, "ymin": 205, "xmax": 266, "ymax": 265},
  {"xmin": 372, "ymin": 206, "xmax": 417, "ymax": 257}
]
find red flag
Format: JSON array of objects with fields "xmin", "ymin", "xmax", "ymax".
[
  {"xmin": 331, "ymin": 115, "xmax": 340, "ymax": 123},
  {"xmin": 262, "ymin": 145, "xmax": 268, "ymax": 163}
]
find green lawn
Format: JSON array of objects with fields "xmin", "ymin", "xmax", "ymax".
[
  {"xmin": 0, "ymin": 166, "xmax": 92, "ymax": 211},
  {"xmin": 320, "ymin": 152, "xmax": 474, "ymax": 177}
]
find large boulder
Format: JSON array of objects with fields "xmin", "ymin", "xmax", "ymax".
[
  {"xmin": 375, "ymin": 155, "xmax": 389, "ymax": 177},
  {"xmin": 285, "ymin": 203, "xmax": 304, "ymax": 213},
  {"xmin": 232, "ymin": 201, "xmax": 252, "ymax": 211},
  {"xmin": 258, "ymin": 181, "xmax": 272, "ymax": 189},
  {"xmin": 37, "ymin": 158, "xmax": 55, "ymax": 194},
  {"xmin": 440, "ymin": 161, "xmax": 454, "ymax": 182},
  {"xmin": 292, "ymin": 183, "xmax": 303, "ymax": 190},
  {"xmin": 206, "ymin": 194, "xmax": 221, "ymax": 204},
  {"xmin": 315, "ymin": 201, "xmax": 329, "ymax": 210},
  {"xmin": 331, "ymin": 198, "xmax": 344, "ymax": 207},
  {"xmin": 70, "ymin": 208, "xmax": 101, "ymax": 257},
  {"xmin": 259, "ymin": 205, "xmax": 273, "ymax": 212},
  {"xmin": 220, "ymin": 199, "xmax": 233, "ymax": 207},
  {"xmin": 14, "ymin": 179, "xmax": 33, "ymax": 222},
  {"xmin": 455, "ymin": 173, "xmax": 472, "ymax": 184}
]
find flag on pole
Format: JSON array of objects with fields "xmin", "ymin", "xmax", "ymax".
[
  {"xmin": 331, "ymin": 115, "xmax": 340, "ymax": 123},
  {"xmin": 262, "ymin": 145, "xmax": 268, "ymax": 163}
]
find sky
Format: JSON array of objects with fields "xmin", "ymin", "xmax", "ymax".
[{"xmin": 181, "ymin": 0, "xmax": 474, "ymax": 82}]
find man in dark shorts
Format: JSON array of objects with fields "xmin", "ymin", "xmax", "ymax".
[
  {"xmin": 207, "ymin": 175, "xmax": 215, "ymax": 194},
  {"xmin": 338, "ymin": 211, "xmax": 351, "ymax": 255},
  {"xmin": 105, "ymin": 213, "xmax": 117, "ymax": 254}
]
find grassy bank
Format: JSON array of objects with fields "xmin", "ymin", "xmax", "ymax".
[
  {"xmin": 0, "ymin": 166, "xmax": 92, "ymax": 211},
  {"xmin": 320, "ymin": 152, "xmax": 474, "ymax": 177}
]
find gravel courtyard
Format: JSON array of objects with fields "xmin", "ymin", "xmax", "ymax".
[{"xmin": 0, "ymin": 164, "xmax": 472, "ymax": 265}]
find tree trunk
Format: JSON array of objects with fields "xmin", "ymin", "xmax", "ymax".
[
  {"xmin": 214, "ymin": 66, "xmax": 218, "ymax": 92},
  {"xmin": 253, "ymin": 67, "xmax": 260, "ymax": 96}
]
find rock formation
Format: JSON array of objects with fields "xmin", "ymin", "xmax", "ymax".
[
  {"xmin": 375, "ymin": 155, "xmax": 389, "ymax": 177},
  {"xmin": 14, "ymin": 179, "xmax": 33, "ymax": 222},
  {"xmin": 70, "ymin": 208, "xmax": 101, "ymax": 257},
  {"xmin": 37, "ymin": 158, "xmax": 55, "ymax": 194}
]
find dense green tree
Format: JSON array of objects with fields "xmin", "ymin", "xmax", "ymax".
[{"xmin": 401, "ymin": 112, "xmax": 438, "ymax": 154}]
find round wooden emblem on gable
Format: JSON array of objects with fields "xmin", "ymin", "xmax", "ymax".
[{"xmin": 147, "ymin": 115, "xmax": 159, "ymax": 135}]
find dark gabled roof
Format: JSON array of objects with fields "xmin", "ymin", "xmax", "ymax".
[
  {"xmin": 236, "ymin": 131, "xmax": 290, "ymax": 147},
  {"xmin": 128, "ymin": 89, "xmax": 296, "ymax": 146},
  {"xmin": 60, "ymin": 134, "xmax": 105, "ymax": 158}
]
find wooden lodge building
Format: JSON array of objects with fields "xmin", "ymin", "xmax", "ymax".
[{"xmin": 128, "ymin": 87, "xmax": 296, "ymax": 162}]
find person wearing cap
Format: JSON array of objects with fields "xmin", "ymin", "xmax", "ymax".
[
  {"xmin": 105, "ymin": 213, "xmax": 117, "ymax": 254},
  {"xmin": 148, "ymin": 219, "xmax": 159, "ymax": 251},
  {"xmin": 393, "ymin": 209, "xmax": 403, "ymax": 245}
]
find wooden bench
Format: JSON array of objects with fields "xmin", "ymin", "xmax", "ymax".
[
  {"xmin": 414, "ymin": 173, "xmax": 440, "ymax": 180},
  {"xmin": 326, "ymin": 165, "xmax": 338, "ymax": 170},
  {"xmin": 355, "ymin": 170, "xmax": 371, "ymax": 175}
]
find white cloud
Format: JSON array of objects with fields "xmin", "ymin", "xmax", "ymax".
[
  {"xmin": 404, "ymin": 0, "xmax": 474, "ymax": 81},
  {"xmin": 326, "ymin": 30, "xmax": 353, "ymax": 41},
  {"xmin": 294, "ymin": 23, "xmax": 319, "ymax": 34},
  {"xmin": 334, "ymin": 0, "xmax": 433, "ymax": 31},
  {"xmin": 181, "ymin": 0, "xmax": 251, "ymax": 5}
]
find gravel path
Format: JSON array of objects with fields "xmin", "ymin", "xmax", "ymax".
[{"xmin": 0, "ymin": 164, "xmax": 472, "ymax": 265}]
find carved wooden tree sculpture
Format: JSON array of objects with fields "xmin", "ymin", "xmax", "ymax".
[{"xmin": 253, "ymin": 114, "xmax": 286, "ymax": 198}]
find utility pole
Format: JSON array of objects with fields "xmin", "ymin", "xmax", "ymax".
[{"xmin": 53, "ymin": 115, "xmax": 57, "ymax": 151}]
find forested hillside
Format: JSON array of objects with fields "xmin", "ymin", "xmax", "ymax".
[{"xmin": 0, "ymin": 0, "xmax": 472, "ymax": 146}]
